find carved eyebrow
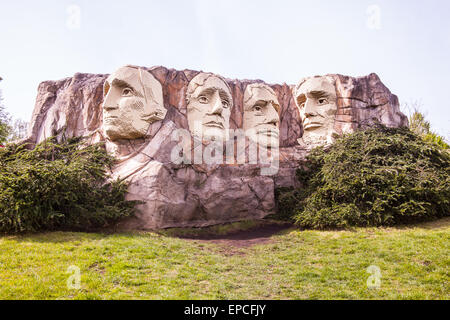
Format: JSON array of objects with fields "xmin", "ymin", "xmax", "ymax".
[
  {"xmin": 309, "ymin": 90, "xmax": 330, "ymax": 98},
  {"xmin": 197, "ymin": 87, "xmax": 215, "ymax": 97},
  {"xmin": 271, "ymin": 101, "xmax": 280, "ymax": 113},
  {"xmin": 254, "ymin": 100, "xmax": 268, "ymax": 107},
  {"xmin": 110, "ymin": 78, "xmax": 144, "ymax": 98},
  {"xmin": 111, "ymin": 79, "xmax": 137, "ymax": 92},
  {"xmin": 248, "ymin": 99, "xmax": 280, "ymax": 113},
  {"xmin": 218, "ymin": 90, "xmax": 231, "ymax": 104},
  {"xmin": 197, "ymin": 87, "xmax": 232, "ymax": 103},
  {"xmin": 261, "ymin": 100, "xmax": 281, "ymax": 113}
]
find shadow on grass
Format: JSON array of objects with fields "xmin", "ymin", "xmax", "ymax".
[
  {"xmin": 386, "ymin": 216, "xmax": 450, "ymax": 231},
  {"xmin": 3, "ymin": 231, "xmax": 111, "ymax": 244},
  {"xmin": 155, "ymin": 219, "xmax": 294, "ymax": 250},
  {"xmin": 157, "ymin": 219, "xmax": 291, "ymax": 237},
  {"xmin": 3, "ymin": 217, "xmax": 448, "ymax": 245}
]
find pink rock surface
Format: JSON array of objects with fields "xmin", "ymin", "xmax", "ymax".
[{"xmin": 24, "ymin": 66, "xmax": 407, "ymax": 229}]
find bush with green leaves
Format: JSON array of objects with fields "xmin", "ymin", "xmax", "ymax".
[
  {"xmin": 408, "ymin": 108, "xmax": 449, "ymax": 150},
  {"xmin": 276, "ymin": 126, "xmax": 450, "ymax": 229},
  {"xmin": 0, "ymin": 137, "xmax": 139, "ymax": 233}
]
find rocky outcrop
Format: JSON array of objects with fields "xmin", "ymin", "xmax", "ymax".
[
  {"xmin": 293, "ymin": 73, "xmax": 408, "ymax": 148},
  {"xmin": 24, "ymin": 66, "xmax": 407, "ymax": 229},
  {"xmin": 333, "ymin": 73, "xmax": 408, "ymax": 134}
]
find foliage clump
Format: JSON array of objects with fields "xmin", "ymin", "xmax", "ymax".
[
  {"xmin": 0, "ymin": 137, "xmax": 139, "ymax": 233},
  {"xmin": 276, "ymin": 126, "xmax": 450, "ymax": 229},
  {"xmin": 409, "ymin": 109, "xmax": 449, "ymax": 150}
]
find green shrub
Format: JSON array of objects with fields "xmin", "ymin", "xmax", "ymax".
[
  {"xmin": 0, "ymin": 137, "xmax": 139, "ymax": 233},
  {"xmin": 276, "ymin": 126, "xmax": 450, "ymax": 229},
  {"xmin": 408, "ymin": 108, "xmax": 449, "ymax": 150}
]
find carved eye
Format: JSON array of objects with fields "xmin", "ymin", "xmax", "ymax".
[
  {"xmin": 300, "ymin": 102, "xmax": 305, "ymax": 109},
  {"xmin": 198, "ymin": 96, "xmax": 209, "ymax": 104},
  {"xmin": 122, "ymin": 88, "xmax": 133, "ymax": 96},
  {"xmin": 318, "ymin": 98, "xmax": 328, "ymax": 105},
  {"xmin": 253, "ymin": 105, "xmax": 262, "ymax": 112},
  {"xmin": 222, "ymin": 100, "xmax": 230, "ymax": 108}
]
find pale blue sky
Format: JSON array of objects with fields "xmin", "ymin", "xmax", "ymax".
[{"xmin": 0, "ymin": 0, "xmax": 449, "ymax": 138}]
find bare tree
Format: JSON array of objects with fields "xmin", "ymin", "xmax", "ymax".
[{"xmin": 8, "ymin": 118, "xmax": 29, "ymax": 141}]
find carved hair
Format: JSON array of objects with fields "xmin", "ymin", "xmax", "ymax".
[
  {"xmin": 103, "ymin": 65, "xmax": 165, "ymax": 124},
  {"xmin": 186, "ymin": 72, "xmax": 233, "ymax": 107},
  {"xmin": 244, "ymin": 83, "xmax": 280, "ymax": 113},
  {"xmin": 124, "ymin": 65, "xmax": 163, "ymax": 109}
]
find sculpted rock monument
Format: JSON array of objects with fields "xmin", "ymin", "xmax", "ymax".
[
  {"xmin": 103, "ymin": 66, "xmax": 166, "ymax": 141},
  {"xmin": 186, "ymin": 72, "xmax": 232, "ymax": 142},
  {"xmin": 293, "ymin": 76, "xmax": 338, "ymax": 147},
  {"xmin": 243, "ymin": 83, "xmax": 280, "ymax": 147},
  {"xmin": 293, "ymin": 74, "xmax": 408, "ymax": 148},
  {"xmin": 23, "ymin": 66, "xmax": 408, "ymax": 229}
]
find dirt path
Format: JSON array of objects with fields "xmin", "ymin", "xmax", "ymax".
[{"xmin": 178, "ymin": 222, "xmax": 294, "ymax": 249}]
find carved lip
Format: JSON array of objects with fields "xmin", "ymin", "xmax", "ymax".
[
  {"xmin": 303, "ymin": 120, "xmax": 323, "ymax": 130},
  {"xmin": 104, "ymin": 116, "xmax": 118, "ymax": 122},
  {"xmin": 204, "ymin": 121, "xmax": 224, "ymax": 129}
]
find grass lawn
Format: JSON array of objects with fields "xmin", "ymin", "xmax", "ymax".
[{"xmin": 0, "ymin": 218, "xmax": 448, "ymax": 300}]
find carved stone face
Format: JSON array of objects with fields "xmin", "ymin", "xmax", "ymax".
[
  {"xmin": 102, "ymin": 66, "xmax": 166, "ymax": 141},
  {"xmin": 294, "ymin": 76, "xmax": 337, "ymax": 147},
  {"xmin": 243, "ymin": 83, "xmax": 280, "ymax": 147},
  {"xmin": 186, "ymin": 73, "xmax": 232, "ymax": 141}
]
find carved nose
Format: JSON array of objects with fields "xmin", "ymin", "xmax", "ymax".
[
  {"xmin": 208, "ymin": 91, "xmax": 223, "ymax": 115},
  {"xmin": 304, "ymin": 100, "xmax": 316, "ymax": 116},
  {"xmin": 265, "ymin": 112, "xmax": 279, "ymax": 127},
  {"xmin": 267, "ymin": 118, "xmax": 279, "ymax": 127},
  {"xmin": 103, "ymin": 94, "xmax": 119, "ymax": 111},
  {"xmin": 264, "ymin": 104, "xmax": 279, "ymax": 126}
]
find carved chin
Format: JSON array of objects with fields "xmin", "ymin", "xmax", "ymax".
[
  {"xmin": 104, "ymin": 125, "xmax": 122, "ymax": 141},
  {"xmin": 104, "ymin": 124, "xmax": 147, "ymax": 141},
  {"xmin": 301, "ymin": 125, "xmax": 338, "ymax": 148},
  {"xmin": 246, "ymin": 130, "xmax": 279, "ymax": 147},
  {"xmin": 201, "ymin": 126, "xmax": 226, "ymax": 141}
]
